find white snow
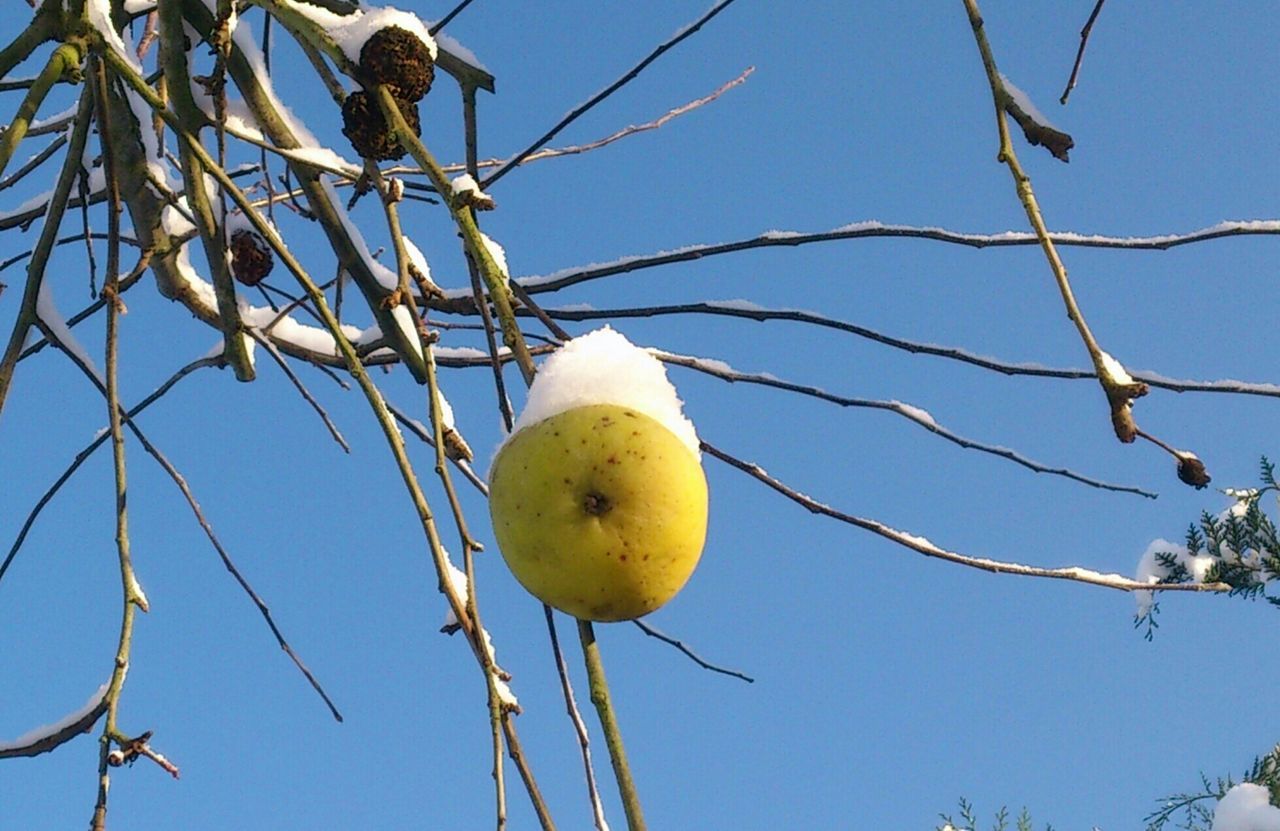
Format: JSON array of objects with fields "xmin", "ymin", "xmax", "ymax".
[
  {"xmin": 197, "ymin": 0, "xmax": 325, "ymax": 150},
  {"xmin": 390, "ymin": 304, "xmax": 423, "ymax": 361},
  {"xmin": 435, "ymin": 345, "xmax": 499, "ymax": 361},
  {"xmin": 479, "ymin": 232, "xmax": 509, "ymax": 280},
  {"xmin": 705, "ymin": 298, "xmax": 766, "ymax": 312},
  {"xmin": 241, "ymin": 304, "xmax": 363, "ymax": 357},
  {"xmin": 278, "ymin": 0, "xmax": 437, "ymax": 64},
  {"xmin": 170, "ymin": 242, "xmax": 220, "ymax": 310},
  {"xmin": 88, "ymin": 0, "xmax": 142, "ymax": 73},
  {"xmin": 1098, "ymin": 350, "xmax": 1136, "ymax": 386},
  {"xmin": 28, "ymin": 104, "xmax": 78, "ymax": 132},
  {"xmin": 1213, "ymin": 783, "xmax": 1280, "ymax": 831},
  {"xmin": 37, "ymin": 278, "xmax": 103, "ymax": 385},
  {"xmin": 207, "ymin": 332, "xmax": 258, "ymax": 371},
  {"xmin": 450, "ymin": 173, "xmax": 482, "ymax": 198},
  {"xmin": 442, "ymin": 558, "xmax": 469, "ymax": 628},
  {"xmin": 279, "ymin": 145, "xmax": 362, "ymax": 177},
  {"xmin": 318, "ymin": 177, "xmax": 399, "ymax": 290},
  {"xmin": 502, "ymin": 327, "xmax": 701, "ymax": 462},
  {"xmin": 1134, "ymin": 538, "xmax": 1215, "ymax": 618},
  {"xmin": 0, "ymin": 682, "xmax": 108, "ymax": 752},
  {"xmin": 438, "ymin": 556, "xmax": 517, "ymax": 707},
  {"xmin": 127, "ymin": 571, "xmax": 150, "ymax": 609},
  {"xmin": 401, "ymin": 237, "xmax": 431, "ymax": 281},
  {"xmin": 998, "ymin": 73, "xmax": 1059, "ymax": 131},
  {"xmin": 2, "ymin": 188, "xmax": 56, "ymax": 222},
  {"xmin": 434, "ymin": 389, "xmax": 457, "ymax": 430},
  {"xmin": 891, "ymin": 401, "xmax": 937, "ymax": 430},
  {"xmin": 431, "ymin": 29, "xmax": 487, "ymax": 72}
]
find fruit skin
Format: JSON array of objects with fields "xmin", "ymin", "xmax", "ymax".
[{"xmin": 489, "ymin": 403, "xmax": 708, "ymax": 622}]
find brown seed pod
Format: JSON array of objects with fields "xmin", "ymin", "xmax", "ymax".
[
  {"xmin": 341, "ymin": 90, "xmax": 421, "ymax": 161},
  {"xmin": 229, "ymin": 228, "xmax": 274, "ymax": 286},
  {"xmin": 359, "ymin": 26, "xmax": 434, "ymax": 102}
]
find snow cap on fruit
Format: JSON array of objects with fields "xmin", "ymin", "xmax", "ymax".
[{"xmin": 503, "ymin": 326, "xmax": 700, "ymax": 461}]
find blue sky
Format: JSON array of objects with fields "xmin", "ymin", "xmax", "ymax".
[{"xmin": 2, "ymin": 2, "xmax": 1279, "ymax": 828}]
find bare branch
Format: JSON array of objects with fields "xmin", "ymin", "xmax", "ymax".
[
  {"xmin": 0, "ymin": 684, "xmax": 107, "ymax": 759},
  {"xmin": 1060, "ymin": 0, "xmax": 1109, "ymax": 105},
  {"xmin": 542, "ymin": 300, "xmax": 1280, "ymax": 399},
  {"xmin": 652, "ymin": 348, "xmax": 1157, "ymax": 498},
  {"xmin": 632, "ymin": 620, "xmax": 754, "ymax": 683},
  {"xmin": 701, "ymin": 441, "xmax": 1228, "ymax": 595},
  {"xmin": 481, "ymin": 0, "xmax": 742, "ymax": 187},
  {"xmin": 545, "ymin": 607, "xmax": 611, "ymax": 831},
  {"xmin": 248, "ymin": 329, "xmax": 351, "ymax": 452},
  {"xmin": 514, "ymin": 219, "xmax": 1280, "ymax": 295}
]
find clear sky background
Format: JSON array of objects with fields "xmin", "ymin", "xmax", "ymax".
[{"xmin": 2, "ymin": 2, "xmax": 1279, "ymax": 829}]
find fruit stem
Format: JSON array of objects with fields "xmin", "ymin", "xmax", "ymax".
[{"xmin": 577, "ymin": 619, "xmax": 647, "ymax": 831}]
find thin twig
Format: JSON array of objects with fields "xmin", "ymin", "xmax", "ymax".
[
  {"xmin": 512, "ymin": 219, "xmax": 1280, "ymax": 296},
  {"xmin": 0, "ymin": 359, "xmax": 220, "ymax": 588},
  {"xmin": 0, "ymin": 132, "xmax": 65, "ymax": 192},
  {"xmin": 429, "ymin": 0, "xmax": 477, "ymax": 35},
  {"xmin": 469, "ymin": 252, "xmax": 516, "ymax": 431},
  {"xmin": 631, "ymin": 620, "xmax": 753, "ymax": 683},
  {"xmin": 91, "ymin": 53, "xmax": 143, "ymax": 830},
  {"xmin": 438, "ymin": 67, "xmax": 753, "ymax": 175},
  {"xmin": 545, "ymin": 607, "xmax": 611, "ymax": 831},
  {"xmin": 386, "ymin": 400, "xmax": 488, "ymax": 493},
  {"xmin": 480, "ymin": 0, "xmax": 741, "ymax": 188},
  {"xmin": 539, "ymin": 300, "xmax": 1280, "ymax": 400},
  {"xmin": 653, "ymin": 348, "xmax": 1157, "ymax": 498},
  {"xmin": 700, "ymin": 440, "xmax": 1230, "ymax": 595},
  {"xmin": 963, "ymin": 0, "xmax": 1196, "ymax": 470},
  {"xmin": 1060, "ymin": 0, "xmax": 1108, "ymax": 105},
  {"xmin": 247, "ymin": 329, "xmax": 351, "ymax": 452},
  {"xmin": 579, "ymin": 620, "xmax": 646, "ymax": 831}
]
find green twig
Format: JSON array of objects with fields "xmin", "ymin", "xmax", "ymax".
[
  {"xmin": 372, "ymin": 163, "xmax": 510, "ymax": 826},
  {"xmin": 578, "ymin": 620, "xmax": 646, "ymax": 831},
  {"xmin": 90, "ymin": 51, "xmax": 148, "ymax": 831},
  {"xmin": 0, "ymin": 87, "xmax": 93, "ymax": 421},
  {"xmin": 373, "ymin": 86, "xmax": 536, "ymax": 384},
  {"xmin": 0, "ymin": 42, "xmax": 81, "ymax": 178},
  {"xmin": 99, "ymin": 51, "xmax": 555, "ymax": 821},
  {"xmin": 0, "ymin": 6, "xmax": 62, "ymax": 81},
  {"xmin": 173, "ymin": 0, "xmax": 428, "ymax": 380},
  {"xmin": 159, "ymin": 0, "xmax": 255, "ymax": 380},
  {"xmin": 961, "ymin": 0, "xmax": 1148, "ymax": 442}
]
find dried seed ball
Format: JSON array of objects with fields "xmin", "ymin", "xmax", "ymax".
[
  {"xmin": 229, "ymin": 228, "xmax": 274, "ymax": 286},
  {"xmin": 359, "ymin": 26, "xmax": 434, "ymax": 102},
  {"xmin": 341, "ymin": 90, "xmax": 420, "ymax": 161}
]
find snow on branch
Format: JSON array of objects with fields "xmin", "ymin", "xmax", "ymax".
[
  {"xmin": 701, "ymin": 442, "xmax": 1229, "ymax": 594},
  {"xmin": 0, "ymin": 682, "xmax": 108, "ymax": 758},
  {"xmin": 543, "ymin": 301, "xmax": 1280, "ymax": 399},
  {"xmin": 516, "ymin": 219, "xmax": 1280, "ymax": 294},
  {"xmin": 998, "ymin": 72, "xmax": 1074, "ymax": 162},
  {"xmin": 650, "ymin": 347, "xmax": 1156, "ymax": 498}
]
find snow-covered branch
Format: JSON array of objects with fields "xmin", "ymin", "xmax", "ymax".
[
  {"xmin": 653, "ymin": 348, "xmax": 1157, "ymax": 498},
  {"xmin": 702, "ymin": 441, "xmax": 1229, "ymax": 594},
  {"xmin": 516, "ymin": 219, "xmax": 1280, "ymax": 295}
]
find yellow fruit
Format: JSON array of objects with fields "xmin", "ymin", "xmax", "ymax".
[{"xmin": 489, "ymin": 403, "xmax": 708, "ymax": 621}]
